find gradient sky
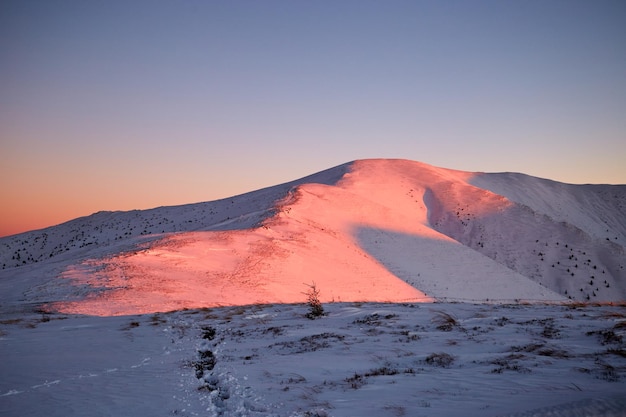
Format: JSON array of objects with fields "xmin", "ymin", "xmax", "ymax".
[{"xmin": 1, "ymin": 0, "xmax": 625, "ymax": 237}]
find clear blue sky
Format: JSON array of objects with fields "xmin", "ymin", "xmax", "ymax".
[{"xmin": 1, "ymin": 0, "xmax": 625, "ymax": 236}]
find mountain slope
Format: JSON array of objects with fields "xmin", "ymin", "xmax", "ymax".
[
  {"xmin": 1, "ymin": 159, "xmax": 624, "ymax": 316},
  {"xmin": 0, "ymin": 163, "xmax": 350, "ymax": 270}
]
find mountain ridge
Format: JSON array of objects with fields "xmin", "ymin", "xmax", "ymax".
[{"xmin": 1, "ymin": 159, "xmax": 625, "ymax": 315}]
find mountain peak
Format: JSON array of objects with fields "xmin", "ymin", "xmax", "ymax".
[{"xmin": 1, "ymin": 159, "xmax": 624, "ymax": 316}]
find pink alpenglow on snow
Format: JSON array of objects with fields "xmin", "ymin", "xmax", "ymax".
[{"xmin": 45, "ymin": 159, "xmax": 595, "ymax": 316}]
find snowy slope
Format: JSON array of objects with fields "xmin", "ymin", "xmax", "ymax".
[
  {"xmin": 470, "ymin": 172, "xmax": 626, "ymax": 245},
  {"xmin": 0, "ymin": 163, "xmax": 350, "ymax": 270},
  {"xmin": 1, "ymin": 158, "xmax": 625, "ymax": 316},
  {"xmin": 0, "ymin": 163, "xmax": 349, "ymax": 313},
  {"xmin": 463, "ymin": 172, "xmax": 626, "ymax": 301}
]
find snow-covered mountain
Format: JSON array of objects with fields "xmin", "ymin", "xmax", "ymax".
[
  {"xmin": 1, "ymin": 159, "xmax": 625, "ymax": 316},
  {"xmin": 2, "ymin": 159, "xmax": 626, "ymax": 417}
]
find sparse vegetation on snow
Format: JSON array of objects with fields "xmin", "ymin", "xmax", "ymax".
[{"xmin": 2, "ymin": 302, "xmax": 626, "ymax": 416}]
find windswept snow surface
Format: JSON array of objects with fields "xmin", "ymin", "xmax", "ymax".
[{"xmin": 1, "ymin": 302, "xmax": 625, "ymax": 416}]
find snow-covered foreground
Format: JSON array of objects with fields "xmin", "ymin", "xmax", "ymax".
[{"xmin": 2, "ymin": 301, "xmax": 625, "ymax": 417}]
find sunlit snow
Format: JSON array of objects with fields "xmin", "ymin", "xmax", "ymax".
[{"xmin": 1, "ymin": 159, "xmax": 625, "ymax": 416}]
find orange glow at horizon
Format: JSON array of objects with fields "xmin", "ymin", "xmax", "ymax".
[{"xmin": 3, "ymin": 1, "xmax": 626, "ymax": 236}]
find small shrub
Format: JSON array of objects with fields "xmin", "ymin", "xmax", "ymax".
[
  {"xmin": 345, "ymin": 372, "xmax": 366, "ymax": 389},
  {"xmin": 494, "ymin": 316, "xmax": 510, "ymax": 326},
  {"xmin": 424, "ymin": 352, "xmax": 455, "ymax": 368},
  {"xmin": 121, "ymin": 321, "xmax": 140, "ymax": 330},
  {"xmin": 298, "ymin": 333, "xmax": 344, "ymax": 352},
  {"xmin": 613, "ymin": 321, "xmax": 626, "ymax": 329},
  {"xmin": 587, "ymin": 329, "xmax": 623, "ymax": 345},
  {"xmin": 366, "ymin": 366, "xmax": 399, "ymax": 377},
  {"xmin": 511, "ymin": 343, "xmax": 544, "ymax": 353},
  {"xmin": 344, "ymin": 366, "xmax": 414, "ymax": 390},
  {"xmin": 595, "ymin": 360, "xmax": 620, "ymax": 382},
  {"xmin": 606, "ymin": 348, "xmax": 626, "ymax": 358},
  {"xmin": 537, "ymin": 348, "xmax": 570, "ymax": 358},
  {"xmin": 301, "ymin": 409, "xmax": 329, "ymax": 417},
  {"xmin": 490, "ymin": 354, "xmax": 531, "ymax": 374},
  {"xmin": 149, "ymin": 314, "xmax": 167, "ymax": 326},
  {"xmin": 303, "ymin": 282, "xmax": 324, "ymax": 319},
  {"xmin": 541, "ymin": 325, "xmax": 561, "ymax": 339},
  {"xmin": 263, "ymin": 326, "xmax": 285, "ymax": 336},
  {"xmin": 353, "ymin": 313, "xmax": 398, "ymax": 326},
  {"xmin": 271, "ymin": 333, "xmax": 344, "ymax": 354}
]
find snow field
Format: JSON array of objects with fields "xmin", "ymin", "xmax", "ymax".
[
  {"xmin": 188, "ymin": 302, "xmax": 626, "ymax": 417},
  {"xmin": 2, "ymin": 300, "xmax": 626, "ymax": 416}
]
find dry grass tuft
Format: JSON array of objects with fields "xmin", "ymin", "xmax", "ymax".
[{"xmin": 431, "ymin": 310, "xmax": 459, "ymax": 331}]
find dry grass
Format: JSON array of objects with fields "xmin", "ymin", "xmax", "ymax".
[
  {"xmin": 0, "ymin": 318, "xmax": 23, "ymax": 325},
  {"xmin": 424, "ymin": 352, "xmax": 455, "ymax": 367},
  {"xmin": 431, "ymin": 310, "xmax": 459, "ymax": 332}
]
